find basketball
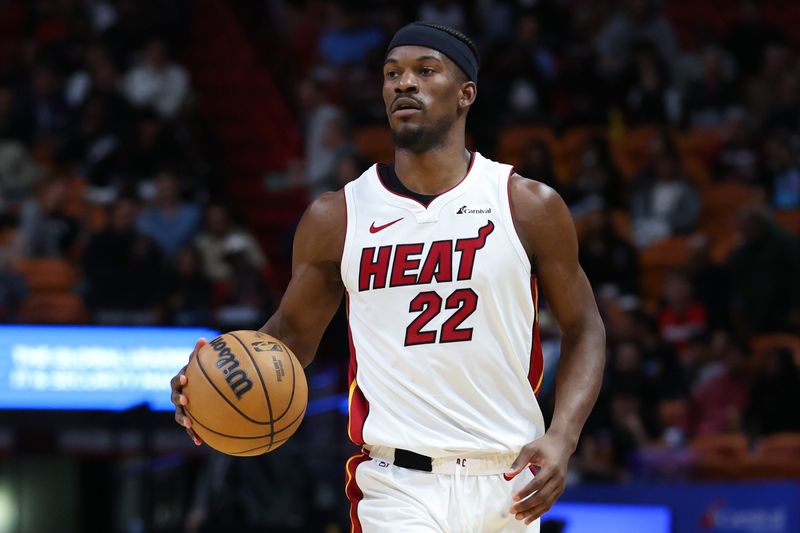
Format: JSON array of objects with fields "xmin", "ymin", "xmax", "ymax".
[{"xmin": 182, "ymin": 330, "xmax": 307, "ymax": 456}]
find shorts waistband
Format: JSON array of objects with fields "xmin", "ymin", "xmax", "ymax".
[{"xmin": 363, "ymin": 445, "xmax": 516, "ymax": 475}]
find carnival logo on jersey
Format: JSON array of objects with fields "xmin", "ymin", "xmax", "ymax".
[
  {"xmin": 456, "ymin": 205, "xmax": 492, "ymax": 214},
  {"xmin": 358, "ymin": 220, "xmax": 494, "ymax": 291}
]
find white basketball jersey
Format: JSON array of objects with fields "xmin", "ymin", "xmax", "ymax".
[{"xmin": 341, "ymin": 151, "xmax": 545, "ymax": 458}]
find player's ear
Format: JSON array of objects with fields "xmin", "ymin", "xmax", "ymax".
[{"xmin": 458, "ymin": 81, "xmax": 477, "ymax": 110}]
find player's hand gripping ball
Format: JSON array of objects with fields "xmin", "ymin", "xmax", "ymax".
[{"xmin": 182, "ymin": 331, "xmax": 307, "ymax": 456}]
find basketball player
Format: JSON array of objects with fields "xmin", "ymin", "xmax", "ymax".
[{"xmin": 171, "ymin": 22, "xmax": 605, "ymax": 532}]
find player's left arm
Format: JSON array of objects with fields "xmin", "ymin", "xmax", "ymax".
[{"xmin": 505, "ymin": 174, "xmax": 606, "ymax": 524}]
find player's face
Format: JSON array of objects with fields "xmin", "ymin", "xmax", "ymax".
[{"xmin": 383, "ymin": 46, "xmax": 470, "ymax": 152}]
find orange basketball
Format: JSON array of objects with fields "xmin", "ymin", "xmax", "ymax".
[{"xmin": 182, "ymin": 330, "xmax": 307, "ymax": 456}]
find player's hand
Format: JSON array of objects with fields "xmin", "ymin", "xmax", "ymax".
[
  {"xmin": 170, "ymin": 338, "xmax": 207, "ymax": 446},
  {"xmin": 505, "ymin": 432, "xmax": 573, "ymax": 525}
]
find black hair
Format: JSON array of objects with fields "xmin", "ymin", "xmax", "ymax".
[{"xmin": 414, "ymin": 22, "xmax": 480, "ymax": 80}]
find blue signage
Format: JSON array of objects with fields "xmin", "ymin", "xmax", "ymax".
[
  {"xmin": 563, "ymin": 482, "xmax": 800, "ymax": 533},
  {"xmin": 544, "ymin": 502, "xmax": 671, "ymax": 533},
  {"xmin": 0, "ymin": 325, "xmax": 217, "ymax": 411}
]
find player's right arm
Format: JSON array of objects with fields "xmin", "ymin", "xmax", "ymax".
[
  {"xmin": 170, "ymin": 190, "xmax": 347, "ymax": 443},
  {"xmin": 258, "ymin": 190, "xmax": 346, "ymax": 366}
]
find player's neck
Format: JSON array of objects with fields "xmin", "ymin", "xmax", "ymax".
[{"xmin": 393, "ymin": 135, "xmax": 471, "ymax": 196}]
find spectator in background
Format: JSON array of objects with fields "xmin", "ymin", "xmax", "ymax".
[
  {"xmin": 598, "ymin": 340, "xmax": 661, "ymax": 475},
  {"xmin": 501, "ymin": 13, "xmax": 557, "ymax": 120},
  {"xmin": 185, "ymin": 451, "xmax": 309, "ymax": 533},
  {"xmin": 623, "ymin": 44, "xmax": 676, "ymax": 125},
  {"xmin": 0, "ymin": 86, "xmax": 33, "ymax": 145},
  {"xmin": 728, "ymin": 206, "xmax": 800, "ymax": 334},
  {"xmin": 723, "ymin": 0, "xmax": 785, "ymax": 78},
  {"xmin": 65, "ymin": 44, "xmax": 118, "ymax": 108},
  {"xmin": 213, "ymin": 234, "xmax": 271, "ymax": 330},
  {"xmin": 58, "ymin": 94, "xmax": 124, "ymax": 194},
  {"xmin": 566, "ymin": 136, "xmax": 626, "ymax": 213},
  {"xmin": 136, "ymin": 171, "xmax": 201, "ymax": 259},
  {"xmin": 630, "ymin": 140, "xmax": 701, "ymax": 246},
  {"xmin": 0, "ymin": 246, "xmax": 27, "ymax": 322},
  {"xmin": 713, "ymin": 107, "xmax": 765, "ymax": 186},
  {"xmin": 764, "ymin": 133, "xmax": 800, "ymax": 208},
  {"xmin": 418, "ymin": 0, "xmax": 467, "ymax": 32},
  {"xmin": 324, "ymin": 150, "xmax": 365, "ymax": 192},
  {"xmin": 0, "ymin": 141, "xmax": 43, "ymax": 204},
  {"xmin": 195, "ymin": 204, "xmax": 266, "ymax": 283},
  {"xmin": 683, "ymin": 342, "xmax": 750, "ymax": 438},
  {"xmin": 763, "ymin": 70, "xmax": 800, "ymax": 133},
  {"xmin": 579, "ymin": 206, "xmax": 639, "ymax": 297},
  {"xmin": 296, "ymin": 77, "xmax": 344, "ymax": 196},
  {"xmin": 316, "ymin": 5, "xmax": 383, "ymax": 69},
  {"xmin": 122, "ymin": 38, "xmax": 189, "ymax": 119},
  {"xmin": 623, "ymin": 308, "xmax": 688, "ymax": 400},
  {"xmin": 594, "ymin": 0, "xmax": 678, "ymax": 78},
  {"xmin": 685, "ymin": 234, "xmax": 729, "ymax": 329},
  {"xmin": 682, "ymin": 45, "xmax": 738, "ymax": 129},
  {"xmin": 64, "ymin": 43, "xmax": 134, "ymax": 137},
  {"xmin": 578, "ymin": 342, "xmax": 659, "ymax": 481},
  {"xmin": 17, "ymin": 62, "xmax": 72, "ymax": 142},
  {"xmin": 83, "ymin": 197, "xmax": 166, "ymax": 324},
  {"xmin": 18, "ymin": 177, "xmax": 79, "ymax": 257},
  {"xmin": 517, "ymin": 139, "xmax": 557, "ymax": 190},
  {"xmin": 658, "ymin": 270, "xmax": 708, "ymax": 355},
  {"xmin": 167, "ymin": 245, "xmax": 213, "ymax": 326},
  {"xmin": 554, "ymin": 44, "xmax": 610, "ymax": 125},
  {"xmin": 742, "ymin": 44, "xmax": 793, "ymax": 130},
  {"xmin": 122, "ymin": 109, "xmax": 182, "ymax": 185},
  {"xmin": 746, "ymin": 347, "xmax": 800, "ymax": 436}
]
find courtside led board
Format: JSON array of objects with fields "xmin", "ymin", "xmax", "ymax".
[{"xmin": 0, "ymin": 325, "xmax": 217, "ymax": 411}]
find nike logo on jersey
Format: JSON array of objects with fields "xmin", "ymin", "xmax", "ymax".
[{"xmin": 369, "ymin": 217, "xmax": 404, "ymax": 234}]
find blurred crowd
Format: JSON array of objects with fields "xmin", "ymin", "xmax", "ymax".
[
  {"xmin": 0, "ymin": 0, "xmax": 799, "ymax": 520},
  {"xmin": 244, "ymin": 0, "xmax": 800, "ymax": 486},
  {"xmin": 0, "ymin": 0, "xmax": 280, "ymax": 332}
]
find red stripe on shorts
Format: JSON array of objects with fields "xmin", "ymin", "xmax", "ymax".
[{"xmin": 344, "ymin": 451, "xmax": 370, "ymax": 533}]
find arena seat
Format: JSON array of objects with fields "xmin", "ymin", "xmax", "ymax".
[
  {"xmin": 0, "ymin": 227, "xmax": 17, "ymax": 247},
  {"xmin": 751, "ymin": 334, "xmax": 800, "ymax": 367},
  {"xmin": 677, "ymin": 128, "xmax": 722, "ymax": 161},
  {"xmin": 13, "ymin": 258, "xmax": 78, "ymax": 292},
  {"xmin": 610, "ymin": 210, "xmax": 633, "ymax": 242},
  {"xmin": 639, "ymin": 236, "xmax": 691, "ymax": 301},
  {"xmin": 18, "ymin": 293, "xmax": 88, "ymax": 324},
  {"xmin": 609, "ymin": 126, "xmax": 663, "ymax": 180},
  {"xmin": 699, "ymin": 183, "xmax": 762, "ymax": 263},
  {"xmin": 658, "ymin": 399, "xmax": 687, "ymax": 429},
  {"xmin": 738, "ymin": 433, "xmax": 800, "ymax": 480},
  {"xmin": 690, "ymin": 434, "xmax": 749, "ymax": 457},
  {"xmin": 354, "ymin": 126, "xmax": 394, "ymax": 164},
  {"xmin": 775, "ymin": 209, "xmax": 800, "ymax": 236},
  {"xmin": 682, "ymin": 156, "xmax": 712, "ymax": 187},
  {"xmin": 689, "ymin": 434, "xmax": 750, "ymax": 480},
  {"xmin": 496, "ymin": 125, "xmax": 557, "ymax": 170},
  {"xmin": 758, "ymin": 432, "xmax": 800, "ymax": 459}
]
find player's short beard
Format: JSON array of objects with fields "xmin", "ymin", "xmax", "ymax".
[{"xmin": 392, "ymin": 114, "xmax": 454, "ymax": 153}]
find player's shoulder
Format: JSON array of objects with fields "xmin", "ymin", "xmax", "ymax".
[
  {"xmin": 304, "ymin": 189, "xmax": 346, "ymax": 228},
  {"xmin": 294, "ymin": 190, "xmax": 346, "ymax": 262},
  {"xmin": 508, "ymin": 172, "xmax": 569, "ymax": 225}
]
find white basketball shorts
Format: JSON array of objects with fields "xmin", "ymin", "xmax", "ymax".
[{"xmin": 345, "ymin": 446, "xmax": 541, "ymax": 533}]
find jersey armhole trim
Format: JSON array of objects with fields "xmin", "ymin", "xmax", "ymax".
[
  {"xmin": 341, "ymin": 182, "xmax": 357, "ymax": 289},
  {"xmin": 500, "ymin": 168, "xmax": 533, "ymax": 273}
]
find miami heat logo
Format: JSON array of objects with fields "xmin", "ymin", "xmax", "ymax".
[{"xmin": 357, "ymin": 221, "xmax": 494, "ymax": 291}]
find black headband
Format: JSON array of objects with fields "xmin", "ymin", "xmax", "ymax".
[{"xmin": 386, "ymin": 23, "xmax": 478, "ymax": 83}]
